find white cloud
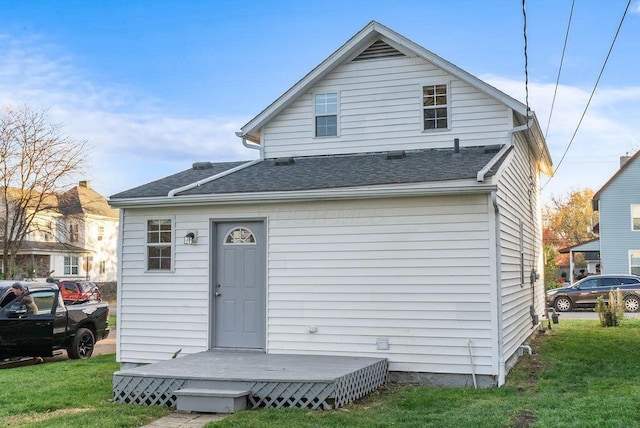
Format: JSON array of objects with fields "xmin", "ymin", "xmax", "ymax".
[
  {"xmin": 0, "ymin": 33, "xmax": 256, "ymax": 197},
  {"xmin": 633, "ymin": 1, "xmax": 640, "ymax": 14},
  {"xmin": 483, "ymin": 75, "xmax": 640, "ymax": 201}
]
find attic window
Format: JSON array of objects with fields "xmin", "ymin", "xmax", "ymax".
[
  {"xmin": 353, "ymin": 40, "xmax": 406, "ymax": 61},
  {"xmin": 632, "ymin": 205, "xmax": 640, "ymax": 231},
  {"xmin": 315, "ymin": 93, "xmax": 338, "ymax": 137},
  {"xmin": 423, "ymin": 84, "xmax": 449, "ymax": 130}
]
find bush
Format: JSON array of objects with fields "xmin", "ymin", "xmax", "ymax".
[{"xmin": 595, "ymin": 289, "xmax": 625, "ymax": 327}]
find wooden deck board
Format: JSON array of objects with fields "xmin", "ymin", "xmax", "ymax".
[
  {"xmin": 113, "ymin": 351, "xmax": 388, "ymax": 409},
  {"xmin": 115, "ymin": 351, "xmax": 385, "ymax": 382}
]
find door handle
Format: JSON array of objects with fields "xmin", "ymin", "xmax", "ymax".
[{"xmin": 215, "ymin": 292, "xmax": 222, "ymax": 297}]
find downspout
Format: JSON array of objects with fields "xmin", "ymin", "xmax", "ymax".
[
  {"xmin": 236, "ymin": 131, "xmax": 264, "ymax": 158},
  {"xmin": 167, "ymin": 159, "xmax": 262, "ymax": 197},
  {"xmin": 477, "ymin": 115, "xmax": 533, "ymax": 183},
  {"xmin": 492, "ymin": 191, "xmax": 506, "ymax": 386},
  {"xmin": 167, "ymin": 131, "xmax": 264, "ymax": 197}
]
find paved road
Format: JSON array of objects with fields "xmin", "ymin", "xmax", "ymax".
[{"xmin": 551, "ymin": 309, "xmax": 640, "ymax": 320}]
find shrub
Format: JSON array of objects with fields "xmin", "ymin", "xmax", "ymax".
[{"xmin": 595, "ymin": 289, "xmax": 625, "ymax": 327}]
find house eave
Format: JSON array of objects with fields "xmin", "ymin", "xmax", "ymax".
[{"xmin": 109, "ymin": 181, "xmax": 498, "ymax": 209}]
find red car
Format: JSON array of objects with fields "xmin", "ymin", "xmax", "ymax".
[{"xmin": 58, "ymin": 280, "xmax": 102, "ymax": 303}]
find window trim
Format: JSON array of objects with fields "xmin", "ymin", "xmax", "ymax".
[
  {"xmin": 631, "ymin": 204, "xmax": 640, "ymax": 231},
  {"xmin": 64, "ymin": 255, "xmax": 79, "ymax": 276},
  {"xmin": 630, "ymin": 250, "xmax": 640, "ymax": 276},
  {"xmin": 421, "ymin": 81, "xmax": 451, "ymax": 132},
  {"xmin": 145, "ymin": 217, "xmax": 175, "ymax": 273},
  {"xmin": 313, "ymin": 90, "xmax": 340, "ymax": 138}
]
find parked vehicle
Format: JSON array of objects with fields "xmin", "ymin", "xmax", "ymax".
[
  {"xmin": 0, "ymin": 281, "xmax": 110, "ymax": 360},
  {"xmin": 58, "ymin": 280, "xmax": 102, "ymax": 303},
  {"xmin": 546, "ymin": 274, "xmax": 640, "ymax": 312}
]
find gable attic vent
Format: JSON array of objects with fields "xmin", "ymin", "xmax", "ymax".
[
  {"xmin": 192, "ymin": 162, "xmax": 213, "ymax": 170},
  {"xmin": 353, "ymin": 40, "xmax": 406, "ymax": 62},
  {"xmin": 274, "ymin": 157, "xmax": 295, "ymax": 166},
  {"xmin": 386, "ymin": 150, "xmax": 406, "ymax": 160}
]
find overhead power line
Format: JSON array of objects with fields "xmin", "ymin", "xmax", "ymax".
[
  {"xmin": 544, "ymin": 0, "xmax": 632, "ymax": 189},
  {"xmin": 545, "ymin": 0, "xmax": 575, "ymax": 138}
]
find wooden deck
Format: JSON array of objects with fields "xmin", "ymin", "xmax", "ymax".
[{"xmin": 113, "ymin": 351, "xmax": 388, "ymax": 410}]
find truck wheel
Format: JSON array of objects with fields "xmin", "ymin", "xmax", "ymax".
[{"xmin": 68, "ymin": 328, "xmax": 95, "ymax": 359}]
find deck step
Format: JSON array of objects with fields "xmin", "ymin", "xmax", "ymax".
[{"xmin": 174, "ymin": 388, "xmax": 250, "ymax": 414}]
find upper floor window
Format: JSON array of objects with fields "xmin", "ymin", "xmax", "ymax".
[
  {"xmin": 98, "ymin": 226, "xmax": 105, "ymax": 241},
  {"xmin": 69, "ymin": 224, "xmax": 78, "ymax": 243},
  {"xmin": 632, "ymin": 205, "xmax": 640, "ymax": 231},
  {"xmin": 422, "ymin": 84, "xmax": 448, "ymax": 130},
  {"xmin": 314, "ymin": 93, "xmax": 338, "ymax": 137},
  {"xmin": 147, "ymin": 219, "xmax": 172, "ymax": 271}
]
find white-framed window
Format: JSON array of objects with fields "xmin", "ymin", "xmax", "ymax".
[
  {"xmin": 64, "ymin": 256, "xmax": 79, "ymax": 275},
  {"xmin": 631, "ymin": 250, "xmax": 640, "ymax": 276},
  {"xmin": 632, "ymin": 205, "xmax": 640, "ymax": 231},
  {"xmin": 99, "ymin": 260, "xmax": 106, "ymax": 274},
  {"xmin": 422, "ymin": 83, "xmax": 449, "ymax": 130},
  {"xmin": 146, "ymin": 219, "xmax": 173, "ymax": 271},
  {"xmin": 97, "ymin": 226, "xmax": 105, "ymax": 241},
  {"xmin": 314, "ymin": 92, "xmax": 338, "ymax": 137}
]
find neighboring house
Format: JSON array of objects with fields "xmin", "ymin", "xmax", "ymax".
[
  {"xmin": 110, "ymin": 21, "xmax": 553, "ymax": 387},
  {"xmin": 592, "ymin": 151, "xmax": 640, "ymax": 276},
  {"xmin": 3, "ymin": 181, "xmax": 119, "ymax": 282}
]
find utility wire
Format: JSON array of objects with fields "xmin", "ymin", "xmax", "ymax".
[
  {"xmin": 522, "ymin": 0, "xmax": 530, "ymax": 115},
  {"xmin": 545, "ymin": 0, "xmax": 575, "ymax": 138},
  {"xmin": 543, "ymin": 0, "xmax": 631, "ymax": 189}
]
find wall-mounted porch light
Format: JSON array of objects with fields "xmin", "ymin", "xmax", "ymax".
[{"xmin": 184, "ymin": 231, "xmax": 198, "ymax": 245}]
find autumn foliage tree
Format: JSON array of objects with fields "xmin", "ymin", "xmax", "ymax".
[
  {"xmin": 543, "ymin": 188, "xmax": 598, "ymax": 287},
  {"xmin": 0, "ymin": 105, "xmax": 87, "ymax": 278}
]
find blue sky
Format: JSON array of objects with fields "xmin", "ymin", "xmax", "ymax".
[{"xmin": 0, "ymin": 0, "xmax": 639, "ymax": 201}]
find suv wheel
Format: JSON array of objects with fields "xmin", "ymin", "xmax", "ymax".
[
  {"xmin": 624, "ymin": 295, "xmax": 640, "ymax": 313},
  {"xmin": 554, "ymin": 296, "xmax": 572, "ymax": 312}
]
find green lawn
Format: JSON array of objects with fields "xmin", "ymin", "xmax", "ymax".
[
  {"xmin": 1, "ymin": 320, "xmax": 639, "ymax": 427},
  {"xmin": 210, "ymin": 320, "xmax": 640, "ymax": 427}
]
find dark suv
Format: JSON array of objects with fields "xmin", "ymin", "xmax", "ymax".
[{"xmin": 546, "ymin": 274, "xmax": 640, "ymax": 312}]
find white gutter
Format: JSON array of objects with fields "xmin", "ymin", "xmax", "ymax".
[
  {"xmin": 167, "ymin": 159, "xmax": 262, "ymax": 197},
  {"xmin": 111, "ymin": 181, "xmax": 498, "ymax": 208},
  {"xmin": 477, "ymin": 115, "xmax": 533, "ymax": 183},
  {"xmin": 235, "ymin": 131, "xmax": 264, "ymax": 157}
]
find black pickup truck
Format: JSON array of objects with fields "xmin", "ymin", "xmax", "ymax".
[{"xmin": 0, "ymin": 281, "xmax": 110, "ymax": 360}]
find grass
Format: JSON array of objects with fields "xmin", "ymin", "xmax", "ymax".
[
  {"xmin": 2, "ymin": 320, "xmax": 639, "ymax": 427},
  {"xmin": 209, "ymin": 319, "xmax": 640, "ymax": 427},
  {"xmin": 0, "ymin": 354, "xmax": 169, "ymax": 427}
]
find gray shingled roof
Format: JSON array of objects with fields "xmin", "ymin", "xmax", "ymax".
[{"xmin": 110, "ymin": 147, "xmax": 508, "ymax": 200}]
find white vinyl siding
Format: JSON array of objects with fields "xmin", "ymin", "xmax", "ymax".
[
  {"xmin": 118, "ymin": 196, "xmax": 495, "ymax": 375},
  {"xmin": 262, "ymin": 56, "xmax": 511, "ymax": 158},
  {"xmin": 495, "ymin": 132, "xmax": 545, "ymax": 362}
]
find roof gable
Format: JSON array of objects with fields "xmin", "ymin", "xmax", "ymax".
[
  {"xmin": 592, "ymin": 150, "xmax": 640, "ymax": 209},
  {"xmin": 240, "ymin": 20, "xmax": 531, "ymax": 142}
]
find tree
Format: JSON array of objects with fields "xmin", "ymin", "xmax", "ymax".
[
  {"xmin": 543, "ymin": 188, "xmax": 598, "ymax": 287},
  {"xmin": 0, "ymin": 105, "xmax": 87, "ymax": 279}
]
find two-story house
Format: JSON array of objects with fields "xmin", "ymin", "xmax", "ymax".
[
  {"xmin": 592, "ymin": 151, "xmax": 640, "ymax": 276},
  {"xmin": 110, "ymin": 21, "xmax": 552, "ymax": 388},
  {"xmin": 7, "ymin": 181, "xmax": 118, "ymax": 282}
]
